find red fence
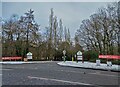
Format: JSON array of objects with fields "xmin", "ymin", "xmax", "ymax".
[
  {"xmin": 99, "ymin": 55, "xmax": 120, "ymax": 60},
  {"xmin": 2, "ymin": 57, "xmax": 22, "ymax": 61}
]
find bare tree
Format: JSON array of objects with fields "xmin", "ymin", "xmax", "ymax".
[{"xmin": 76, "ymin": 2, "xmax": 119, "ymax": 55}]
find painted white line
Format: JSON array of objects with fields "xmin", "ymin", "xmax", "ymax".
[
  {"xmin": 58, "ymin": 70, "xmax": 84, "ymax": 74},
  {"xmin": 90, "ymin": 72, "xmax": 119, "ymax": 77},
  {"xmin": 28, "ymin": 76, "xmax": 92, "ymax": 85},
  {"xmin": 0, "ymin": 74, "xmax": 2, "ymax": 75},
  {"xmin": 0, "ymin": 69, "xmax": 12, "ymax": 70}
]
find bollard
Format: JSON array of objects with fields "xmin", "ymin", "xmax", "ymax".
[
  {"xmin": 64, "ymin": 56, "xmax": 65, "ymax": 62},
  {"xmin": 63, "ymin": 56, "xmax": 66, "ymax": 62},
  {"xmin": 107, "ymin": 61, "xmax": 112, "ymax": 66},
  {"xmin": 72, "ymin": 57, "xmax": 74, "ymax": 61}
]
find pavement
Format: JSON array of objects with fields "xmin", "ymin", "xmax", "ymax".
[
  {"xmin": 57, "ymin": 61, "xmax": 120, "ymax": 72},
  {"xmin": 0, "ymin": 61, "xmax": 119, "ymax": 71},
  {"xmin": 1, "ymin": 61, "xmax": 120, "ymax": 86}
]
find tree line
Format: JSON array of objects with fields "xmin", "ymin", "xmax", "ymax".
[
  {"xmin": 76, "ymin": 2, "xmax": 120, "ymax": 55},
  {"xmin": 1, "ymin": 2, "xmax": 120, "ymax": 61},
  {"xmin": 1, "ymin": 8, "xmax": 82, "ymax": 60}
]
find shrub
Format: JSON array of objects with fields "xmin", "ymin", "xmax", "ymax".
[{"xmin": 83, "ymin": 50, "xmax": 99, "ymax": 62}]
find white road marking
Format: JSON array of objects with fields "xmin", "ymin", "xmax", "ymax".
[
  {"xmin": 0, "ymin": 69, "xmax": 12, "ymax": 71},
  {"xmin": 0, "ymin": 74, "xmax": 2, "ymax": 75},
  {"xmin": 58, "ymin": 70, "xmax": 85, "ymax": 74},
  {"xmin": 28, "ymin": 76, "xmax": 92, "ymax": 85},
  {"xmin": 90, "ymin": 72, "xmax": 119, "ymax": 77}
]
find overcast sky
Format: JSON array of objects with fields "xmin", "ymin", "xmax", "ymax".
[{"xmin": 2, "ymin": 2, "xmax": 113, "ymax": 38}]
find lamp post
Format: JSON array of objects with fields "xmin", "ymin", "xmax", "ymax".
[{"xmin": 63, "ymin": 50, "xmax": 66, "ymax": 62}]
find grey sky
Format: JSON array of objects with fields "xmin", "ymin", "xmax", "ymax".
[
  {"xmin": 2, "ymin": 2, "xmax": 111, "ymax": 38},
  {"xmin": 0, "ymin": 2, "xmax": 2, "ymax": 18}
]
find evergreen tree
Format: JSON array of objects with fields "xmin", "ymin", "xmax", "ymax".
[
  {"xmin": 64, "ymin": 26, "xmax": 67, "ymax": 41},
  {"xmin": 59, "ymin": 19, "xmax": 63, "ymax": 42},
  {"xmin": 67, "ymin": 28, "xmax": 71, "ymax": 43}
]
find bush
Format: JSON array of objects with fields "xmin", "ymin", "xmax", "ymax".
[
  {"xmin": 83, "ymin": 50, "xmax": 99, "ymax": 62},
  {"xmin": 54, "ymin": 50, "xmax": 63, "ymax": 61},
  {"xmin": 111, "ymin": 60, "xmax": 120, "ymax": 65},
  {"xmin": 65, "ymin": 55, "xmax": 72, "ymax": 61}
]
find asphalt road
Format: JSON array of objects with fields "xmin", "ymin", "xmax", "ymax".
[{"xmin": 1, "ymin": 61, "xmax": 120, "ymax": 87}]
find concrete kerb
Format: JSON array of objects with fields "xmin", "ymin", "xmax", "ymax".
[
  {"xmin": 57, "ymin": 61, "xmax": 120, "ymax": 72},
  {"xmin": 0, "ymin": 61, "xmax": 57, "ymax": 64},
  {"xmin": 0, "ymin": 61, "xmax": 34, "ymax": 64}
]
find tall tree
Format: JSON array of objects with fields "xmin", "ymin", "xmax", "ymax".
[
  {"xmin": 53, "ymin": 16, "xmax": 58, "ymax": 49},
  {"xmin": 118, "ymin": 1, "xmax": 120, "ymax": 54},
  {"xmin": 24, "ymin": 9, "xmax": 35, "ymax": 56},
  {"xmin": 76, "ymin": 2, "xmax": 119, "ymax": 55},
  {"xmin": 59, "ymin": 19, "xmax": 63, "ymax": 42},
  {"xmin": 67, "ymin": 28, "xmax": 71, "ymax": 43},
  {"xmin": 47, "ymin": 8, "xmax": 55, "ymax": 60},
  {"xmin": 64, "ymin": 26, "xmax": 67, "ymax": 41}
]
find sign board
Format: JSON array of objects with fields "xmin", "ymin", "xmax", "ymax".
[
  {"xmin": 77, "ymin": 51, "xmax": 82, "ymax": 55},
  {"xmin": 77, "ymin": 51, "xmax": 82, "ymax": 60},
  {"xmin": 27, "ymin": 52, "xmax": 32, "ymax": 60},
  {"xmin": 99, "ymin": 55, "xmax": 120, "ymax": 60},
  {"xmin": 77, "ymin": 56, "xmax": 82, "ymax": 60},
  {"xmin": 63, "ymin": 50, "xmax": 66, "ymax": 55},
  {"xmin": 2, "ymin": 57, "xmax": 22, "ymax": 61}
]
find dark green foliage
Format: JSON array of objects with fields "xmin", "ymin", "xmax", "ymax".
[
  {"xmin": 54, "ymin": 50, "xmax": 63, "ymax": 61},
  {"xmin": 83, "ymin": 50, "xmax": 99, "ymax": 62},
  {"xmin": 111, "ymin": 60, "xmax": 120, "ymax": 65}
]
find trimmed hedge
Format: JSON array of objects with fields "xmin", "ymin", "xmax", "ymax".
[
  {"xmin": 83, "ymin": 50, "xmax": 99, "ymax": 62},
  {"xmin": 83, "ymin": 50, "xmax": 120, "ymax": 65}
]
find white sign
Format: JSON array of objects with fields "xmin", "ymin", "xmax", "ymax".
[
  {"xmin": 63, "ymin": 50, "xmax": 66, "ymax": 55},
  {"xmin": 77, "ymin": 56, "xmax": 82, "ymax": 60},
  {"xmin": 77, "ymin": 51, "xmax": 82, "ymax": 55},
  {"xmin": 27, "ymin": 52, "xmax": 32, "ymax": 60},
  {"xmin": 77, "ymin": 51, "xmax": 82, "ymax": 60},
  {"xmin": 96, "ymin": 60, "xmax": 100, "ymax": 66}
]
